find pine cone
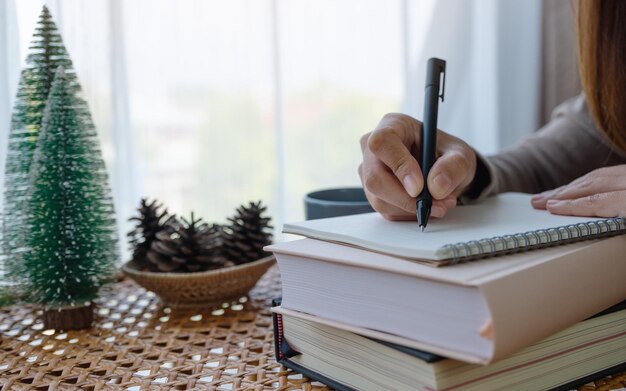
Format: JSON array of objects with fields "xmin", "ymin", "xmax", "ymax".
[
  {"xmin": 146, "ymin": 213, "xmax": 233, "ymax": 273},
  {"xmin": 222, "ymin": 201, "xmax": 273, "ymax": 265},
  {"xmin": 127, "ymin": 199, "xmax": 176, "ymax": 269}
]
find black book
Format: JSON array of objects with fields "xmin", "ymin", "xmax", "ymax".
[{"xmin": 273, "ymin": 298, "xmax": 626, "ymax": 391}]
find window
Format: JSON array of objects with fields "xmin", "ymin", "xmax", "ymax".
[{"xmin": 1, "ymin": 0, "xmax": 542, "ymax": 261}]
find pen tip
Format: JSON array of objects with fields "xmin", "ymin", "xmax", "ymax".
[{"xmin": 421, "ymin": 226, "xmax": 425, "ymax": 232}]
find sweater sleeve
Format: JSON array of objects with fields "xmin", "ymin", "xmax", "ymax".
[{"xmin": 462, "ymin": 94, "xmax": 626, "ymax": 202}]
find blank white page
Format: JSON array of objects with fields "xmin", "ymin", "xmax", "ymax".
[{"xmin": 283, "ymin": 193, "xmax": 608, "ymax": 260}]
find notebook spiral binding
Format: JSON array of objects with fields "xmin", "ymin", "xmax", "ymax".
[{"xmin": 440, "ymin": 218, "xmax": 626, "ymax": 265}]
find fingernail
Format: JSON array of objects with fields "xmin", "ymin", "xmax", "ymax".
[
  {"xmin": 546, "ymin": 199, "xmax": 560, "ymax": 207},
  {"xmin": 532, "ymin": 191, "xmax": 550, "ymax": 200},
  {"xmin": 432, "ymin": 174, "xmax": 452, "ymax": 197},
  {"xmin": 403, "ymin": 175, "xmax": 419, "ymax": 197}
]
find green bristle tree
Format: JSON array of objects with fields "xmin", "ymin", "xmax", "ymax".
[
  {"xmin": 18, "ymin": 66, "xmax": 118, "ymax": 329},
  {"xmin": 2, "ymin": 6, "xmax": 78, "ymax": 278}
]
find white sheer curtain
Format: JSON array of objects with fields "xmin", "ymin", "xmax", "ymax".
[
  {"xmin": 0, "ymin": 0, "xmax": 19, "ymax": 204},
  {"xmin": 403, "ymin": 0, "xmax": 542, "ymax": 153},
  {"xmin": 1, "ymin": 0, "xmax": 542, "ymax": 260}
]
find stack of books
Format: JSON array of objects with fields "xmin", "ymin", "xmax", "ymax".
[{"xmin": 267, "ymin": 193, "xmax": 626, "ymax": 391}]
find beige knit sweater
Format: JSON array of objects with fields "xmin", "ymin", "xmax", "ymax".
[{"xmin": 469, "ymin": 94, "xmax": 626, "ymax": 200}]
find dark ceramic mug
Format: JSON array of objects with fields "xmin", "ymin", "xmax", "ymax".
[{"xmin": 304, "ymin": 187, "xmax": 374, "ymax": 220}]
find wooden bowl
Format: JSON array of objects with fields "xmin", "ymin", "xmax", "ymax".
[{"xmin": 122, "ymin": 256, "xmax": 275, "ymax": 308}]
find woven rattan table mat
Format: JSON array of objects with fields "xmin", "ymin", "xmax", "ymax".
[{"xmin": 1, "ymin": 266, "xmax": 625, "ymax": 390}]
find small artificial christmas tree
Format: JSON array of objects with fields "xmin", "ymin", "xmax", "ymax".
[
  {"xmin": 19, "ymin": 66, "xmax": 118, "ymax": 329},
  {"xmin": 2, "ymin": 6, "xmax": 78, "ymax": 282}
]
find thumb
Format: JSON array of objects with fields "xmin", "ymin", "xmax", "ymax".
[{"xmin": 427, "ymin": 149, "xmax": 475, "ymax": 200}]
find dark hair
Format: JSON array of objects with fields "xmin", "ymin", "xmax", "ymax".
[{"xmin": 577, "ymin": 0, "xmax": 626, "ymax": 152}]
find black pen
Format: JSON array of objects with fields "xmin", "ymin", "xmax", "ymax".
[{"xmin": 417, "ymin": 58, "xmax": 446, "ymax": 231}]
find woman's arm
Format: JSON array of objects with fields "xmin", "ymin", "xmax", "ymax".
[
  {"xmin": 359, "ymin": 95, "xmax": 626, "ymax": 220},
  {"xmin": 469, "ymin": 94, "xmax": 626, "ymax": 200}
]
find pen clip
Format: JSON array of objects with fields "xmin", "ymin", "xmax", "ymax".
[{"xmin": 439, "ymin": 65, "xmax": 446, "ymax": 102}]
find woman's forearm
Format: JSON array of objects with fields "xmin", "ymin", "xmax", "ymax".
[{"xmin": 466, "ymin": 94, "xmax": 626, "ymax": 200}]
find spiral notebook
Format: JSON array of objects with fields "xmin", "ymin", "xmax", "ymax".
[{"xmin": 283, "ymin": 193, "xmax": 626, "ymax": 266}]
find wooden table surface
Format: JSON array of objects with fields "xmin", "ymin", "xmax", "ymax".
[{"xmin": 0, "ymin": 266, "xmax": 624, "ymax": 390}]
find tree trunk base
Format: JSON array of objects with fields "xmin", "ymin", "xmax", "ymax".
[{"xmin": 43, "ymin": 303, "xmax": 94, "ymax": 330}]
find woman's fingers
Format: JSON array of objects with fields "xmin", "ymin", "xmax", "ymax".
[
  {"xmin": 358, "ymin": 160, "xmax": 419, "ymax": 214},
  {"xmin": 364, "ymin": 194, "xmax": 454, "ymax": 221},
  {"xmin": 360, "ymin": 113, "xmax": 475, "ymax": 219},
  {"xmin": 545, "ymin": 190, "xmax": 626, "ymax": 218},
  {"xmin": 359, "ymin": 160, "xmax": 457, "ymax": 216},
  {"xmin": 532, "ymin": 166, "xmax": 626, "ymax": 209},
  {"xmin": 365, "ymin": 195, "xmax": 415, "ymax": 221},
  {"xmin": 364, "ymin": 116, "xmax": 423, "ymax": 197}
]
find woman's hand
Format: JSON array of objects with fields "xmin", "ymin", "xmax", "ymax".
[
  {"xmin": 358, "ymin": 113, "xmax": 477, "ymax": 221},
  {"xmin": 531, "ymin": 165, "xmax": 626, "ymax": 218}
]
